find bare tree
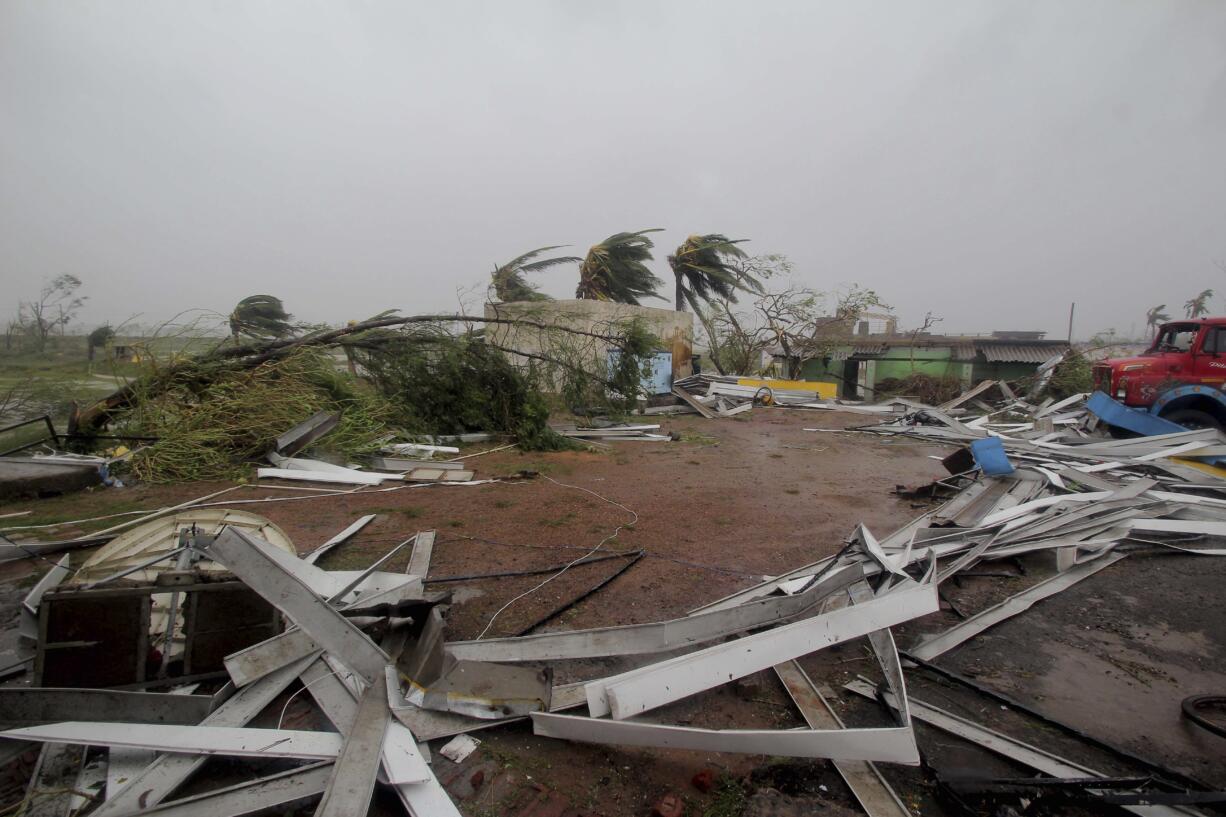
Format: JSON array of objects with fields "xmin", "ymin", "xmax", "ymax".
[
  {"xmin": 757, "ymin": 285, "xmax": 886, "ymax": 378},
  {"xmin": 906, "ymin": 311, "xmax": 943, "ymax": 372},
  {"xmin": 697, "ymin": 282, "xmax": 886, "ymax": 378},
  {"xmin": 19, "ymin": 275, "xmax": 86, "ymax": 351}
]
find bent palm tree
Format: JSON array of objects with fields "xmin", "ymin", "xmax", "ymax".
[
  {"xmin": 576, "ymin": 230, "xmax": 665, "ymax": 304},
  {"xmin": 1145, "ymin": 304, "xmax": 1170, "ymax": 337},
  {"xmin": 667, "ymin": 234, "xmax": 755, "ymax": 313},
  {"xmin": 490, "ymin": 246, "xmax": 580, "ymax": 302},
  {"xmin": 229, "ymin": 295, "xmax": 294, "ymax": 341},
  {"xmin": 1185, "ymin": 290, "xmax": 1214, "ymax": 319}
]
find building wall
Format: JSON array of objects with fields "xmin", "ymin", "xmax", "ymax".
[
  {"xmin": 970, "ymin": 361, "xmax": 1040, "ymax": 383},
  {"xmin": 484, "ymin": 299, "xmax": 694, "ymax": 384},
  {"xmin": 870, "ymin": 347, "xmax": 971, "ymax": 385}
]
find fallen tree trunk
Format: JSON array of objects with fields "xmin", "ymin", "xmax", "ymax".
[{"xmin": 74, "ymin": 313, "xmax": 638, "ymax": 433}]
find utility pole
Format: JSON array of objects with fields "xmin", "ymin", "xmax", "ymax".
[{"xmin": 1067, "ymin": 302, "xmax": 1075, "ymax": 344}]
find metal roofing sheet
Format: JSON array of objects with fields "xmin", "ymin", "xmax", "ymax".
[
  {"xmin": 832, "ymin": 343, "xmax": 888, "ymax": 361},
  {"xmin": 978, "ymin": 343, "xmax": 1068, "ymax": 363},
  {"xmin": 950, "ymin": 343, "xmax": 976, "ymax": 362}
]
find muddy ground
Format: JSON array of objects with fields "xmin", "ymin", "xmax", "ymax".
[{"xmin": 2, "ymin": 408, "xmax": 1225, "ymax": 816}]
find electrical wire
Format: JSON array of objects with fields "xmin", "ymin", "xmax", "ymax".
[{"xmin": 474, "ymin": 474, "xmax": 637, "ymax": 639}]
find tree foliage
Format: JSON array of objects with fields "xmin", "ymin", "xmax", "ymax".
[
  {"xmin": 87, "ymin": 324, "xmax": 115, "ymax": 361},
  {"xmin": 1184, "ymin": 290, "xmax": 1213, "ymax": 319},
  {"xmin": 18, "ymin": 275, "xmax": 86, "ymax": 351},
  {"xmin": 757, "ymin": 285, "xmax": 886, "ymax": 379},
  {"xmin": 1145, "ymin": 304, "xmax": 1170, "ymax": 335},
  {"xmin": 576, "ymin": 230, "xmax": 665, "ymax": 304},
  {"xmin": 229, "ymin": 295, "xmax": 295, "ymax": 340},
  {"xmin": 490, "ymin": 246, "xmax": 579, "ymax": 303},
  {"xmin": 667, "ymin": 234, "xmax": 754, "ymax": 313},
  {"xmin": 696, "ymin": 279, "xmax": 886, "ymax": 378}
]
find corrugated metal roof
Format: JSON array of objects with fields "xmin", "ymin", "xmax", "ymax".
[
  {"xmin": 832, "ymin": 343, "xmax": 888, "ymax": 360},
  {"xmin": 978, "ymin": 343, "xmax": 1068, "ymax": 363},
  {"xmin": 950, "ymin": 343, "xmax": 977, "ymax": 361}
]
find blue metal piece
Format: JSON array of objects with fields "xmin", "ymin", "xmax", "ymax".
[
  {"xmin": 1149, "ymin": 383, "xmax": 1226, "ymax": 416},
  {"xmin": 969, "ymin": 437, "xmax": 1014, "ymax": 476},
  {"xmin": 607, "ymin": 350, "xmax": 673, "ymax": 395},
  {"xmin": 1086, "ymin": 391, "xmax": 1187, "ymax": 437}
]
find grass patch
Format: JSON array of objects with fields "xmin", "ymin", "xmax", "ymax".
[
  {"xmin": 702, "ymin": 776, "xmax": 748, "ymax": 817},
  {"xmin": 492, "ymin": 500, "xmax": 514, "ymax": 509},
  {"xmin": 678, "ymin": 431, "xmax": 719, "ymax": 446}
]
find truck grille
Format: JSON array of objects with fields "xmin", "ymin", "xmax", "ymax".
[{"xmin": 1092, "ymin": 364, "xmax": 1111, "ymax": 393}]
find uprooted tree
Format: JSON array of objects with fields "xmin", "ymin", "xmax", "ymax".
[{"xmin": 78, "ymin": 311, "xmax": 659, "ymax": 480}]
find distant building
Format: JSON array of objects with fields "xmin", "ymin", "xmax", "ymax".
[
  {"xmin": 773, "ymin": 330, "xmax": 1068, "ymax": 399},
  {"xmin": 484, "ymin": 299, "xmax": 693, "ymax": 394}
]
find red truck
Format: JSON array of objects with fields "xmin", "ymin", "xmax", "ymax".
[{"xmin": 1093, "ymin": 318, "xmax": 1226, "ymax": 430}]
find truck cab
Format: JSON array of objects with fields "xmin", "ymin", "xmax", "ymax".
[{"xmin": 1093, "ymin": 318, "xmax": 1226, "ymax": 430}]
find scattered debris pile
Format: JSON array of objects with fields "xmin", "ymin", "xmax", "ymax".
[
  {"xmin": 4, "ymin": 373, "xmax": 1226, "ymax": 815},
  {"xmin": 6, "ymin": 422, "xmax": 1225, "ymax": 815},
  {"xmin": 670, "ymin": 373, "xmax": 834, "ymax": 417}
]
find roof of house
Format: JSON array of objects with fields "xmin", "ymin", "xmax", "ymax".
[{"xmin": 775, "ymin": 336, "xmax": 1069, "ymax": 363}]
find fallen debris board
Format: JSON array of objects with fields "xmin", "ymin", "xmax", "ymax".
[
  {"xmin": 939, "ymin": 380, "xmax": 997, "ymax": 411},
  {"xmin": 223, "ymin": 579, "xmax": 421, "ymax": 687},
  {"xmin": 22, "ymin": 554, "xmax": 71, "ymax": 617},
  {"xmin": 107, "ymin": 747, "xmax": 156, "ymax": 800},
  {"xmin": 531, "ymin": 712, "xmax": 919, "ymax": 763},
  {"xmin": 369, "ymin": 457, "xmax": 464, "ymax": 471},
  {"xmin": 587, "ymin": 578, "xmax": 937, "ymax": 719},
  {"xmin": 3, "ymin": 722, "xmax": 344, "ymax": 759},
  {"xmin": 274, "ymin": 411, "xmax": 340, "ymax": 457},
  {"xmin": 305, "ymin": 515, "xmax": 377, "ymax": 564},
  {"xmin": 23, "ymin": 741, "xmax": 83, "ymax": 817},
  {"xmin": 447, "ymin": 563, "xmax": 861, "ymax": 662},
  {"xmin": 438, "ymin": 735, "xmax": 481, "ymax": 763},
  {"xmin": 671, "ymin": 385, "xmax": 718, "ymax": 419},
  {"xmin": 404, "ymin": 468, "xmax": 474, "ymax": 482},
  {"xmin": 844, "ymin": 681, "xmax": 1193, "ymax": 817},
  {"xmin": 256, "ymin": 468, "xmax": 389, "ymax": 486},
  {"xmin": 91, "ymin": 654, "xmax": 319, "ymax": 817},
  {"xmin": 127, "ymin": 762, "xmax": 333, "ymax": 817},
  {"xmin": 315, "ymin": 673, "xmax": 389, "ymax": 817},
  {"xmin": 909, "ymin": 552, "xmax": 1128, "ymax": 661},
  {"xmin": 206, "ymin": 528, "xmax": 389, "ymax": 683},
  {"xmin": 0, "ymin": 687, "xmax": 213, "ymax": 726},
  {"xmin": 773, "ymin": 662, "xmax": 911, "ymax": 817},
  {"xmin": 406, "ymin": 530, "xmax": 435, "ymax": 577}
]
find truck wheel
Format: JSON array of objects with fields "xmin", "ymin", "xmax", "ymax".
[{"xmin": 1163, "ymin": 408, "xmax": 1223, "ymax": 431}]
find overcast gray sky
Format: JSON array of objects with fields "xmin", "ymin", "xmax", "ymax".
[{"xmin": 3, "ymin": 1, "xmax": 1224, "ymax": 339}]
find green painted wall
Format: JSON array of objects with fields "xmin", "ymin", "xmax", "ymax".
[
  {"xmin": 871, "ymin": 348, "xmax": 970, "ymax": 384},
  {"xmin": 799, "ymin": 357, "xmax": 841, "ymax": 384},
  {"xmin": 791, "ymin": 347, "xmax": 1045, "ymax": 396},
  {"xmin": 970, "ymin": 361, "xmax": 1038, "ymax": 383}
]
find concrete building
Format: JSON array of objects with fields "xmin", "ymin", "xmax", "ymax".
[
  {"xmin": 776, "ymin": 332, "xmax": 1069, "ymax": 399},
  {"xmin": 484, "ymin": 299, "xmax": 694, "ymax": 393}
]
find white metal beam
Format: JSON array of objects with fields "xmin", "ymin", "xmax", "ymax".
[{"xmin": 587, "ymin": 578, "xmax": 937, "ymax": 720}]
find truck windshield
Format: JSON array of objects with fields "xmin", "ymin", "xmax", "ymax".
[{"xmin": 1150, "ymin": 325, "xmax": 1199, "ymax": 353}]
